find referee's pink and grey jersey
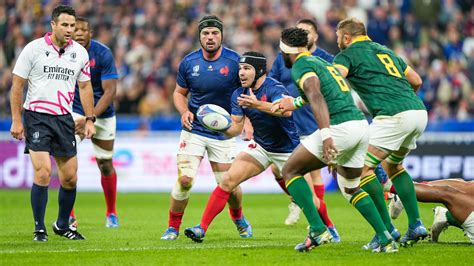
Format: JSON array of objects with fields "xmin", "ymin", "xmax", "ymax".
[{"xmin": 12, "ymin": 32, "xmax": 90, "ymax": 115}]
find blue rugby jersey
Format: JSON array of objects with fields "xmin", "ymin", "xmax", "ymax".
[
  {"xmin": 177, "ymin": 47, "xmax": 241, "ymax": 140},
  {"xmin": 268, "ymin": 47, "xmax": 334, "ymax": 136},
  {"xmin": 73, "ymin": 39, "xmax": 118, "ymax": 118},
  {"xmin": 231, "ymin": 77, "xmax": 300, "ymax": 153}
]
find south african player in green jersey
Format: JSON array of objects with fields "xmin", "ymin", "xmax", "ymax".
[
  {"xmin": 273, "ymin": 27, "xmax": 398, "ymax": 253},
  {"xmin": 333, "ymin": 18, "xmax": 428, "ymax": 248}
]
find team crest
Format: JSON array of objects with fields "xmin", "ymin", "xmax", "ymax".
[
  {"xmin": 192, "ymin": 65, "xmax": 200, "ymax": 76},
  {"xmin": 220, "ymin": 66, "xmax": 229, "ymax": 76}
]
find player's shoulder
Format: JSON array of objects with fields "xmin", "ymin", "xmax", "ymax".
[
  {"xmin": 90, "ymin": 39, "xmax": 113, "ymax": 54},
  {"xmin": 181, "ymin": 49, "xmax": 203, "ymax": 64},
  {"xmin": 220, "ymin": 47, "xmax": 240, "ymax": 63},
  {"xmin": 23, "ymin": 37, "xmax": 45, "ymax": 51},
  {"xmin": 265, "ymin": 76, "xmax": 284, "ymax": 88}
]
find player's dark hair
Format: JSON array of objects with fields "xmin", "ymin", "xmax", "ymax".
[
  {"xmin": 52, "ymin": 5, "xmax": 76, "ymax": 22},
  {"xmin": 76, "ymin": 16, "xmax": 89, "ymax": 24},
  {"xmin": 281, "ymin": 27, "xmax": 308, "ymax": 47},
  {"xmin": 297, "ymin": 19, "xmax": 318, "ymax": 33},
  {"xmin": 336, "ymin": 17, "xmax": 367, "ymax": 36},
  {"xmin": 198, "ymin": 15, "xmax": 223, "ymax": 35}
]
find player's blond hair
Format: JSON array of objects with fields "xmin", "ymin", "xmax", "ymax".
[{"xmin": 336, "ymin": 18, "xmax": 367, "ymax": 36}]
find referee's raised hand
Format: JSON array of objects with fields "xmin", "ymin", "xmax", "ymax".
[{"xmin": 10, "ymin": 119, "xmax": 24, "ymax": 140}]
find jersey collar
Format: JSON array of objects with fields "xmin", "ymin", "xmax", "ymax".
[
  {"xmin": 349, "ymin": 35, "xmax": 372, "ymax": 46},
  {"xmin": 44, "ymin": 32, "xmax": 73, "ymax": 56},
  {"xmin": 295, "ymin": 51, "xmax": 311, "ymax": 61}
]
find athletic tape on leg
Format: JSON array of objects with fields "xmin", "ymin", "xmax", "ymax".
[
  {"xmin": 172, "ymin": 154, "xmax": 201, "ymax": 200},
  {"xmin": 92, "ymin": 143, "xmax": 114, "ymax": 160},
  {"xmin": 337, "ymin": 173, "xmax": 361, "ymax": 201}
]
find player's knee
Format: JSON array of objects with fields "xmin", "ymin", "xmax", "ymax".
[
  {"xmin": 281, "ymin": 165, "xmax": 296, "ymax": 182},
  {"xmin": 337, "ymin": 173, "xmax": 361, "ymax": 201},
  {"xmin": 219, "ymin": 173, "xmax": 236, "ymax": 192},
  {"xmin": 97, "ymin": 159, "xmax": 114, "ymax": 176},
  {"xmin": 178, "ymin": 175, "xmax": 193, "ymax": 190},
  {"xmin": 60, "ymin": 175, "xmax": 78, "ymax": 188},
  {"xmin": 171, "ymin": 175, "xmax": 194, "ymax": 201},
  {"xmin": 34, "ymin": 167, "xmax": 51, "ymax": 184}
]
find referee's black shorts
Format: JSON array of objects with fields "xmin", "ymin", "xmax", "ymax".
[{"xmin": 23, "ymin": 110, "xmax": 77, "ymax": 157}]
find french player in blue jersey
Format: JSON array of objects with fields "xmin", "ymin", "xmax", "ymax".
[
  {"xmin": 268, "ymin": 19, "xmax": 340, "ymax": 241},
  {"xmin": 161, "ymin": 15, "xmax": 252, "ymax": 240},
  {"xmin": 71, "ymin": 17, "xmax": 120, "ymax": 228},
  {"xmin": 184, "ymin": 52, "xmax": 300, "ymax": 242}
]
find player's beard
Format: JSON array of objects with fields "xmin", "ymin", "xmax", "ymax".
[{"xmin": 201, "ymin": 41, "xmax": 222, "ymax": 54}]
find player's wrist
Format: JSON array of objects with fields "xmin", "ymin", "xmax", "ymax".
[
  {"xmin": 85, "ymin": 115, "xmax": 96, "ymax": 123},
  {"xmin": 320, "ymin": 127, "xmax": 332, "ymax": 141},
  {"xmin": 293, "ymin": 96, "xmax": 304, "ymax": 109}
]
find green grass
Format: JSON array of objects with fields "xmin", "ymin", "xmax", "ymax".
[{"xmin": 0, "ymin": 190, "xmax": 472, "ymax": 265}]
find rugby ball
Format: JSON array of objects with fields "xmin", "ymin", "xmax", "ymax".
[{"xmin": 196, "ymin": 104, "xmax": 232, "ymax": 131}]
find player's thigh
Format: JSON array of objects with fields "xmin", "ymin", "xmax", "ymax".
[
  {"xmin": 283, "ymin": 142, "xmax": 326, "ymax": 179},
  {"xmin": 369, "ymin": 110, "xmax": 427, "ymax": 152},
  {"xmin": 299, "ymin": 134, "xmax": 322, "ymax": 183},
  {"xmin": 220, "ymin": 151, "xmax": 265, "ymax": 191}
]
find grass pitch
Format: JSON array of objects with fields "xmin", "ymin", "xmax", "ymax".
[{"xmin": 0, "ymin": 190, "xmax": 472, "ymax": 265}]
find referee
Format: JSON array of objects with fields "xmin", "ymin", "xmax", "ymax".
[{"xmin": 10, "ymin": 5, "xmax": 95, "ymax": 241}]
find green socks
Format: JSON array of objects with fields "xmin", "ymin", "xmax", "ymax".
[
  {"xmin": 360, "ymin": 173, "xmax": 392, "ymax": 230},
  {"xmin": 286, "ymin": 176, "xmax": 326, "ymax": 234},
  {"xmin": 446, "ymin": 211, "xmax": 462, "ymax": 228},
  {"xmin": 351, "ymin": 189, "xmax": 392, "ymax": 245},
  {"xmin": 391, "ymin": 169, "xmax": 421, "ymax": 225}
]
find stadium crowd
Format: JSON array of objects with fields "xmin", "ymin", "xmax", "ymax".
[{"xmin": 0, "ymin": 0, "xmax": 473, "ymax": 121}]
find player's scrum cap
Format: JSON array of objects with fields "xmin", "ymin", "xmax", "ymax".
[
  {"xmin": 240, "ymin": 51, "xmax": 267, "ymax": 80},
  {"xmin": 198, "ymin": 15, "xmax": 223, "ymax": 35}
]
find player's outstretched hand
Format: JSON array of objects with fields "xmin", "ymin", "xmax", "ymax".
[
  {"xmin": 84, "ymin": 120, "xmax": 96, "ymax": 139},
  {"xmin": 237, "ymin": 89, "xmax": 259, "ymax": 108},
  {"xmin": 323, "ymin": 138, "xmax": 338, "ymax": 162},
  {"xmin": 181, "ymin": 110, "xmax": 194, "ymax": 130},
  {"xmin": 10, "ymin": 120, "xmax": 24, "ymax": 140}
]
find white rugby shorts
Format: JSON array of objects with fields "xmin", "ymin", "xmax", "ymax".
[
  {"xmin": 301, "ymin": 119, "xmax": 369, "ymax": 168},
  {"xmin": 369, "ymin": 110, "xmax": 428, "ymax": 151},
  {"xmin": 242, "ymin": 140, "xmax": 292, "ymax": 172},
  {"xmin": 177, "ymin": 130, "xmax": 236, "ymax": 164},
  {"xmin": 462, "ymin": 212, "xmax": 474, "ymax": 244},
  {"xmin": 72, "ymin": 112, "xmax": 116, "ymax": 141}
]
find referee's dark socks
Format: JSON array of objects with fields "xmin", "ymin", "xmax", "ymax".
[
  {"xmin": 31, "ymin": 183, "xmax": 48, "ymax": 231},
  {"xmin": 57, "ymin": 186, "xmax": 77, "ymax": 229}
]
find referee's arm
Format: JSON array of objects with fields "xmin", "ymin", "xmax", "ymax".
[
  {"xmin": 77, "ymin": 80, "xmax": 96, "ymax": 138},
  {"xmin": 10, "ymin": 74, "xmax": 26, "ymax": 140}
]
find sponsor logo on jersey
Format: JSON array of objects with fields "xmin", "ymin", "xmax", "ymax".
[
  {"xmin": 45, "ymin": 51, "xmax": 50, "ymax": 57},
  {"xmin": 207, "ymin": 65, "xmax": 213, "ymax": 71}
]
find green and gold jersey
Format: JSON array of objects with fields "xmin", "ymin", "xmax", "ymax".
[
  {"xmin": 292, "ymin": 52, "xmax": 365, "ymax": 125},
  {"xmin": 334, "ymin": 36, "xmax": 425, "ymax": 117}
]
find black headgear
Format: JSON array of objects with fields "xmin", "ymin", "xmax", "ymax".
[
  {"xmin": 198, "ymin": 15, "xmax": 223, "ymax": 36},
  {"xmin": 240, "ymin": 51, "xmax": 267, "ymax": 88}
]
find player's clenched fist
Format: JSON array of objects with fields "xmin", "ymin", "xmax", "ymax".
[{"xmin": 10, "ymin": 120, "xmax": 24, "ymax": 140}]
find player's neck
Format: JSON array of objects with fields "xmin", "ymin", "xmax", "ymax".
[
  {"xmin": 251, "ymin": 75, "xmax": 266, "ymax": 91},
  {"xmin": 202, "ymin": 46, "xmax": 222, "ymax": 61},
  {"xmin": 308, "ymin": 43, "xmax": 317, "ymax": 53},
  {"xmin": 51, "ymin": 34, "xmax": 68, "ymax": 49}
]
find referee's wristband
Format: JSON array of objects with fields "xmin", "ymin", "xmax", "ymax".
[
  {"xmin": 320, "ymin": 128, "xmax": 332, "ymax": 141},
  {"xmin": 293, "ymin": 96, "xmax": 304, "ymax": 109}
]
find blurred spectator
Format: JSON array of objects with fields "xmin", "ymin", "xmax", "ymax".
[{"xmin": 0, "ymin": 0, "xmax": 472, "ymax": 124}]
